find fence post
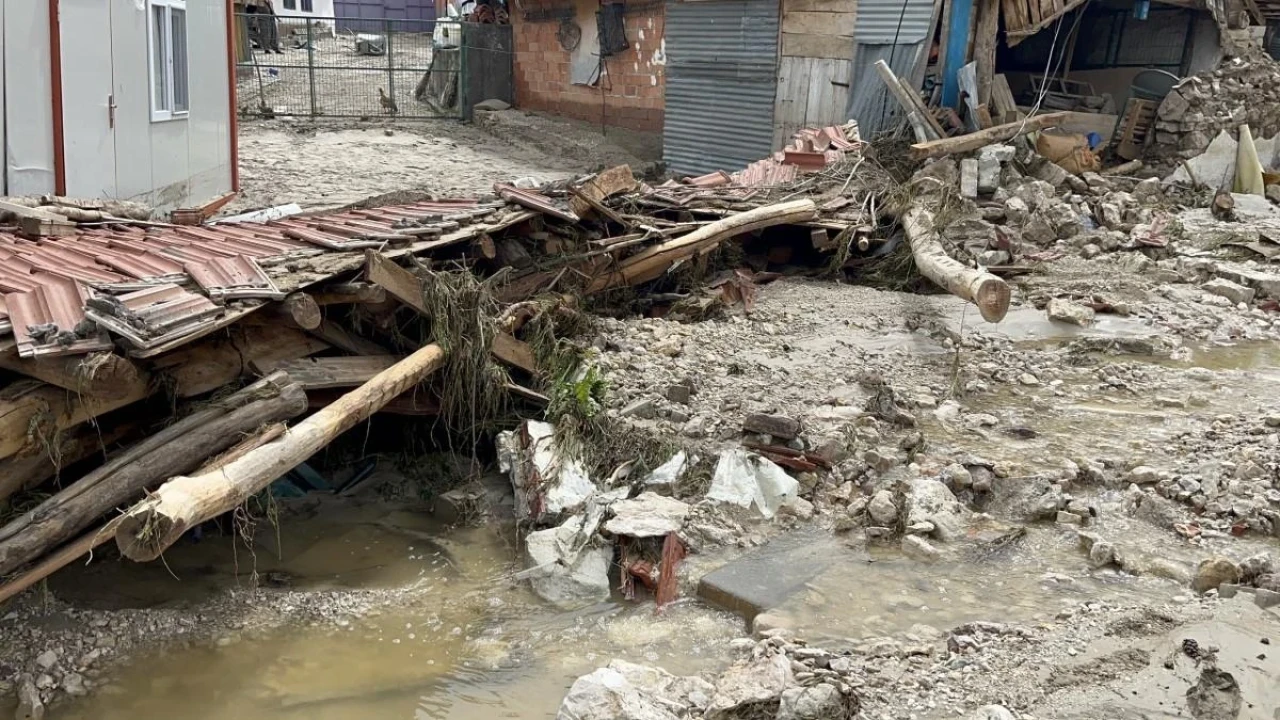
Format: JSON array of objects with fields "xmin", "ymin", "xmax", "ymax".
[
  {"xmin": 386, "ymin": 19, "xmax": 396, "ymax": 111},
  {"xmin": 306, "ymin": 20, "xmax": 318, "ymax": 118},
  {"xmin": 458, "ymin": 21, "xmax": 468, "ymax": 120}
]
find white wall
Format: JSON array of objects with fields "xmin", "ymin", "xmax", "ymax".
[
  {"xmin": 272, "ymin": 0, "xmax": 336, "ymax": 20},
  {"xmin": 3, "ymin": 0, "xmax": 57, "ymax": 195},
  {"xmin": 59, "ymin": 0, "xmax": 232, "ymax": 210}
]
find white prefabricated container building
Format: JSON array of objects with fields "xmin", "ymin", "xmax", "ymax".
[{"xmin": 2, "ymin": 0, "xmax": 237, "ymax": 210}]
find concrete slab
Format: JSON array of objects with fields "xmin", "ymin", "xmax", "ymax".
[{"xmin": 697, "ymin": 532, "xmax": 835, "ymax": 622}]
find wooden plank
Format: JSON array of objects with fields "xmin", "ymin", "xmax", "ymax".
[
  {"xmin": 781, "ymin": 10, "xmax": 857, "ymax": 36},
  {"xmin": 774, "ymin": 56, "xmax": 814, "ymax": 148},
  {"xmin": 990, "ymin": 74, "xmax": 1019, "ymax": 123},
  {"xmin": 783, "ymin": 0, "xmax": 855, "ymax": 12},
  {"xmin": 803, "ymin": 58, "xmax": 853, "ymax": 129},
  {"xmin": 781, "ymin": 32, "xmax": 854, "ymax": 60},
  {"xmin": 259, "ymin": 355, "xmax": 404, "ymax": 390},
  {"xmin": 309, "ymin": 320, "xmax": 394, "ymax": 356},
  {"xmin": 1000, "ymin": 0, "xmax": 1026, "ymax": 31},
  {"xmin": 569, "ymin": 166, "xmax": 638, "ymax": 218},
  {"xmin": 312, "ymin": 282, "xmax": 388, "ymax": 306},
  {"xmin": 491, "ymin": 332, "xmax": 538, "ymax": 374},
  {"xmin": 0, "ymin": 200, "xmax": 76, "ymax": 237},
  {"xmin": 1006, "ymin": 0, "xmax": 1089, "ymax": 44},
  {"xmin": 0, "ymin": 348, "xmax": 142, "ymax": 400}
]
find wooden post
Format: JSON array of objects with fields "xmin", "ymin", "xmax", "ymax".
[
  {"xmin": 0, "ymin": 372, "xmax": 308, "ymax": 576},
  {"xmin": 114, "ymin": 343, "xmax": 447, "ymax": 562},
  {"xmin": 909, "ymin": 112, "xmax": 1069, "ymax": 159},
  {"xmin": 903, "ymin": 206, "xmax": 1011, "ymax": 323},
  {"xmin": 973, "ymin": 0, "xmax": 1000, "ymax": 107}
]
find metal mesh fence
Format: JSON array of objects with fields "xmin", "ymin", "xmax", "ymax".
[{"xmin": 235, "ymin": 15, "xmax": 462, "ymax": 119}]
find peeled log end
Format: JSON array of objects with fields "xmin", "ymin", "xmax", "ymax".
[
  {"xmin": 974, "ymin": 278, "xmax": 1011, "ymax": 323},
  {"xmin": 115, "ymin": 496, "xmax": 184, "ymax": 563},
  {"xmin": 80, "ymin": 353, "xmax": 143, "ymax": 400}
]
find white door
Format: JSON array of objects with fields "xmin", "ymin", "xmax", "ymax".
[{"xmin": 60, "ymin": 0, "xmax": 118, "ymax": 198}]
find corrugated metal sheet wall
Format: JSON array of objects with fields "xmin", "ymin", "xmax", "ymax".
[
  {"xmin": 846, "ymin": 0, "xmax": 934, "ymax": 136},
  {"xmin": 663, "ymin": 0, "xmax": 780, "ymax": 176}
]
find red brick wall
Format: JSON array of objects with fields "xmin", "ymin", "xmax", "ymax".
[{"xmin": 513, "ymin": 0, "xmax": 666, "ymax": 133}]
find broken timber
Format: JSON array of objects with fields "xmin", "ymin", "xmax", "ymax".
[
  {"xmin": 909, "ymin": 112, "xmax": 1069, "ymax": 159},
  {"xmin": 585, "ymin": 200, "xmax": 818, "ymax": 293},
  {"xmin": 114, "ymin": 343, "xmax": 447, "ymax": 562}
]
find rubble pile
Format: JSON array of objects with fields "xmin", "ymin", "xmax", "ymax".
[{"xmin": 1155, "ymin": 52, "xmax": 1280, "ymax": 159}]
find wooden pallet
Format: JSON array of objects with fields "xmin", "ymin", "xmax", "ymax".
[{"xmin": 1115, "ymin": 98, "xmax": 1158, "ymax": 161}]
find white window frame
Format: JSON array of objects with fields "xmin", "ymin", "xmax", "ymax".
[{"xmin": 148, "ymin": 0, "xmax": 189, "ymax": 122}]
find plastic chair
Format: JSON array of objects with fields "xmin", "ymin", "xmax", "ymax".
[{"xmin": 1129, "ymin": 69, "xmax": 1182, "ymax": 102}]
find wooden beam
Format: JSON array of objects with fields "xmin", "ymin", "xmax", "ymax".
[
  {"xmin": 115, "ymin": 344, "xmax": 448, "ymax": 562},
  {"xmin": 308, "ymin": 319, "xmax": 395, "ymax": 356},
  {"xmin": 569, "ymin": 165, "xmax": 638, "ymax": 218},
  {"xmin": 0, "ymin": 349, "xmax": 143, "ymax": 400},
  {"xmin": 0, "ymin": 326, "xmax": 328, "ymax": 462},
  {"xmin": 257, "ymin": 355, "xmax": 403, "ymax": 389},
  {"xmin": 0, "ymin": 200, "xmax": 76, "ymax": 237},
  {"xmin": 491, "ymin": 332, "xmax": 538, "ymax": 374},
  {"xmin": 312, "ymin": 282, "xmax": 388, "ymax": 306},
  {"xmin": 909, "ymin": 112, "xmax": 1069, "ymax": 159},
  {"xmin": 973, "ymin": 0, "xmax": 1000, "ymax": 106}
]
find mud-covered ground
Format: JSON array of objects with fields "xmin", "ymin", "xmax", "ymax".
[{"xmin": 4, "ymin": 119, "xmax": 1280, "ymax": 719}]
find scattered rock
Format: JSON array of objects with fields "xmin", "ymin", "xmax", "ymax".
[
  {"xmin": 621, "ymin": 398, "xmax": 657, "ymax": 419},
  {"xmin": 973, "ymin": 705, "xmax": 1016, "ymax": 720},
  {"xmin": 60, "ymin": 672, "xmax": 86, "ymax": 697},
  {"xmin": 705, "ymin": 652, "xmax": 795, "ymax": 720},
  {"xmin": 1192, "ymin": 557, "xmax": 1242, "ymax": 594},
  {"xmin": 1128, "ymin": 466, "xmax": 1162, "ymax": 485},
  {"xmin": 742, "ymin": 414, "xmax": 801, "ymax": 440},
  {"xmin": 906, "ymin": 477, "xmax": 970, "ymax": 542},
  {"xmin": 1202, "ymin": 278, "xmax": 1256, "ymax": 306},
  {"xmin": 34, "ymin": 650, "xmax": 57, "ymax": 671},
  {"xmin": 1046, "ymin": 298, "xmax": 1095, "ymax": 326},
  {"xmin": 901, "ymin": 534, "xmax": 943, "ymax": 563},
  {"xmin": 524, "ymin": 515, "xmax": 613, "ymax": 609},
  {"xmin": 777, "ymin": 683, "xmax": 854, "ymax": 720},
  {"xmin": 867, "ymin": 490, "xmax": 899, "ymax": 526},
  {"xmin": 15, "ymin": 676, "xmax": 43, "ymax": 720}
]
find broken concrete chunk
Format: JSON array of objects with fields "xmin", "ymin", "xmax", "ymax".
[
  {"xmin": 557, "ymin": 665, "xmax": 682, "ymax": 720},
  {"xmin": 960, "ymin": 159, "xmax": 980, "ymax": 198},
  {"xmin": 708, "ymin": 449, "xmax": 799, "ymax": 519},
  {"xmin": 524, "ymin": 515, "xmax": 613, "ymax": 609},
  {"xmin": 1045, "ymin": 297, "xmax": 1095, "ymax": 326},
  {"xmin": 498, "ymin": 420, "xmax": 597, "ymax": 524},
  {"xmin": 604, "ymin": 492, "xmax": 691, "ymax": 538},
  {"xmin": 976, "ymin": 156, "xmax": 1001, "ymax": 195},
  {"xmin": 742, "ymin": 414, "xmax": 800, "ymax": 440},
  {"xmin": 1202, "ymin": 277, "xmax": 1256, "ymax": 305}
]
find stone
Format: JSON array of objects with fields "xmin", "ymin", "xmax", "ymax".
[
  {"xmin": 34, "ymin": 651, "xmax": 57, "ymax": 671},
  {"xmin": 1018, "ymin": 373, "xmax": 1040, "ymax": 386},
  {"xmin": 705, "ymin": 653, "xmax": 795, "ymax": 720},
  {"xmin": 557, "ymin": 666, "xmax": 682, "ymax": 720},
  {"xmin": 742, "ymin": 414, "xmax": 801, "ymax": 440},
  {"xmin": 1239, "ymin": 553, "xmax": 1276, "ymax": 583},
  {"xmin": 1081, "ymin": 242, "xmax": 1102, "ymax": 259},
  {"xmin": 989, "ymin": 474, "xmax": 1063, "ymax": 521},
  {"xmin": 1256, "ymin": 588, "xmax": 1280, "ymax": 609},
  {"xmin": 1056, "ymin": 510, "xmax": 1083, "ymax": 525},
  {"xmin": 644, "ymin": 451, "xmax": 688, "ymax": 489},
  {"xmin": 942, "ymin": 463, "xmax": 972, "ymax": 490},
  {"xmin": 1192, "ymin": 557, "xmax": 1242, "ymax": 594},
  {"xmin": 973, "ymin": 706, "xmax": 1017, "ymax": 720},
  {"xmin": 60, "ymin": 672, "xmax": 86, "ymax": 697},
  {"xmin": 621, "ymin": 398, "xmax": 657, "ymax": 419},
  {"xmin": 1128, "ymin": 466, "xmax": 1161, "ymax": 484},
  {"xmin": 1267, "ymin": 184, "xmax": 1280, "ymax": 205},
  {"xmin": 1202, "ymin": 278, "xmax": 1256, "ymax": 305},
  {"xmin": 779, "ymin": 496, "xmax": 815, "ymax": 520},
  {"xmin": 604, "ymin": 493, "xmax": 691, "ymax": 538},
  {"xmin": 1158, "ymin": 90, "xmax": 1190, "ymax": 122},
  {"xmin": 867, "ymin": 490, "xmax": 898, "ymax": 526},
  {"xmin": 1088, "ymin": 540, "xmax": 1118, "ymax": 569},
  {"xmin": 777, "ymin": 684, "xmax": 853, "ymax": 720},
  {"xmin": 901, "ymin": 534, "xmax": 943, "ymax": 563},
  {"xmin": 960, "ymin": 159, "xmax": 980, "ymax": 198},
  {"xmin": 1046, "ymin": 298, "xmax": 1095, "ymax": 326},
  {"xmin": 665, "ymin": 384, "xmax": 692, "ymax": 405},
  {"xmin": 524, "ymin": 516, "xmax": 613, "ymax": 609},
  {"xmin": 906, "ymin": 477, "xmax": 970, "ymax": 543},
  {"xmin": 1033, "ymin": 160, "xmax": 1071, "ymax": 188}
]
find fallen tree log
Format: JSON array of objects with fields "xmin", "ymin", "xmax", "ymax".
[
  {"xmin": 902, "ymin": 206, "xmax": 1011, "ymax": 323},
  {"xmin": 115, "ymin": 343, "xmax": 447, "ymax": 562},
  {"xmin": 0, "ymin": 372, "xmax": 308, "ymax": 576},
  {"xmin": 0, "ymin": 424, "xmax": 136, "ymax": 508},
  {"xmin": 584, "ymin": 200, "xmax": 818, "ymax": 293}
]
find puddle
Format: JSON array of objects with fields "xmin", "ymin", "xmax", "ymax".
[
  {"xmin": 56, "ymin": 501, "xmax": 741, "ymax": 720},
  {"xmin": 947, "ymin": 305, "xmax": 1156, "ymax": 343}
]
